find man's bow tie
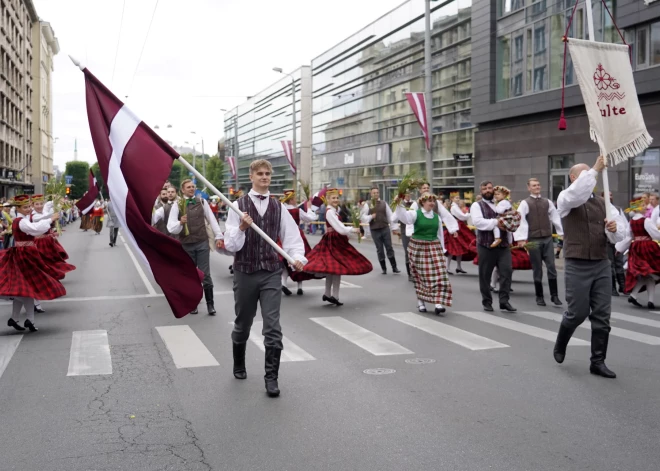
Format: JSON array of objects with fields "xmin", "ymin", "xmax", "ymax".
[
  {"xmin": 256, "ymin": 195, "xmax": 268, "ymax": 201},
  {"xmin": 186, "ymin": 198, "xmax": 197, "ymax": 206}
]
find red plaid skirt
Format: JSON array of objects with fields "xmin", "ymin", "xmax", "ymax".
[
  {"xmin": 280, "ymin": 229, "xmax": 325, "ymax": 282},
  {"xmin": 443, "ymin": 221, "xmax": 477, "ymax": 261},
  {"xmin": 625, "ymin": 240, "xmax": 660, "ymax": 292},
  {"xmin": 408, "ymin": 238, "xmax": 452, "ymax": 305},
  {"xmin": 52, "ymin": 237, "xmax": 69, "ymax": 260},
  {"xmin": 36, "ymin": 236, "xmax": 76, "ymax": 278},
  {"xmin": 0, "ymin": 246, "xmax": 66, "ymax": 300},
  {"xmin": 305, "ymin": 231, "xmax": 372, "ymax": 276},
  {"xmin": 471, "ymin": 243, "xmax": 532, "ymax": 270}
]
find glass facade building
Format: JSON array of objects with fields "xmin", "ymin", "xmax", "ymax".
[{"xmin": 310, "ymin": 0, "xmax": 474, "ymax": 203}]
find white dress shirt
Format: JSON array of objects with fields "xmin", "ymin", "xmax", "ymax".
[
  {"xmin": 284, "ymin": 203, "xmax": 319, "ymax": 223},
  {"xmin": 494, "ymin": 199, "xmax": 512, "ymax": 214},
  {"xmin": 15, "ymin": 214, "xmax": 53, "ymax": 236},
  {"xmin": 325, "ymin": 206, "xmax": 354, "ymax": 237},
  {"xmin": 31, "ymin": 201, "xmax": 54, "ymax": 223},
  {"xmin": 470, "ymin": 198, "xmax": 513, "ymax": 244},
  {"xmin": 450, "ymin": 203, "xmax": 470, "ymax": 222},
  {"xmin": 399, "ymin": 202, "xmax": 459, "ymax": 251},
  {"xmin": 360, "ymin": 200, "xmax": 397, "ymax": 230},
  {"xmin": 223, "ymin": 190, "xmax": 307, "ymax": 263},
  {"xmin": 556, "ymin": 168, "xmax": 626, "ymax": 244},
  {"xmin": 152, "ymin": 201, "xmax": 173, "ymax": 226},
  {"xmin": 651, "ymin": 205, "xmax": 659, "ymax": 228},
  {"xmin": 513, "ymin": 195, "xmax": 564, "ymax": 241},
  {"xmin": 167, "ymin": 197, "xmax": 223, "ymax": 240},
  {"xmin": 615, "ymin": 213, "xmax": 660, "ymax": 253}
]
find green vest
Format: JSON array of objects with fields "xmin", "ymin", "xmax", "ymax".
[{"xmin": 412, "ymin": 209, "xmax": 439, "ymax": 241}]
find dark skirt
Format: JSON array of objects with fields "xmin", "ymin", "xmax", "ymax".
[
  {"xmin": 35, "ymin": 236, "xmax": 76, "ymax": 279},
  {"xmin": 80, "ymin": 214, "xmax": 92, "ymax": 230},
  {"xmin": 625, "ymin": 239, "xmax": 660, "ymax": 292},
  {"xmin": 92, "ymin": 216, "xmax": 103, "ymax": 233},
  {"xmin": 286, "ymin": 229, "xmax": 325, "ymax": 282},
  {"xmin": 305, "ymin": 231, "xmax": 372, "ymax": 276},
  {"xmin": 0, "ymin": 245, "xmax": 66, "ymax": 300},
  {"xmin": 443, "ymin": 221, "xmax": 477, "ymax": 261}
]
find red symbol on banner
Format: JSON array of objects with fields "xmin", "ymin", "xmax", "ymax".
[{"xmin": 593, "ymin": 63, "xmax": 620, "ymax": 90}]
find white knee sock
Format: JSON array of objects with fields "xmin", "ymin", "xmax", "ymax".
[
  {"xmin": 456, "ymin": 255, "xmax": 463, "ymax": 270},
  {"xmin": 447, "ymin": 258, "xmax": 452, "ymax": 271},
  {"xmin": 631, "ymin": 279, "xmax": 645, "ymax": 297},
  {"xmin": 332, "ymin": 275, "xmax": 341, "ymax": 299},
  {"xmin": 325, "ymin": 277, "xmax": 332, "ymax": 297},
  {"xmin": 24, "ymin": 298, "xmax": 35, "ymax": 322},
  {"xmin": 11, "ymin": 300, "xmax": 21, "ymax": 320},
  {"xmin": 645, "ymin": 277, "xmax": 656, "ymax": 304},
  {"xmin": 297, "ymin": 281, "xmax": 303, "ymax": 290},
  {"xmin": 281, "ymin": 271, "xmax": 288, "ymax": 287},
  {"xmin": 417, "ymin": 299, "xmax": 426, "ymax": 309},
  {"xmin": 434, "ymin": 303, "xmax": 443, "ymax": 309}
]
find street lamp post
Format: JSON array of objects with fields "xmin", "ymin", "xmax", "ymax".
[
  {"xmin": 221, "ymin": 109, "xmax": 240, "ymax": 191},
  {"xmin": 273, "ymin": 67, "xmax": 297, "ymax": 187},
  {"xmin": 425, "ymin": 0, "xmax": 438, "ymax": 191}
]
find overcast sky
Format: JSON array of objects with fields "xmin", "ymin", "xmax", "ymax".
[{"xmin": 33, "ymin": 0, "xmax": 405, "ymax": 169}]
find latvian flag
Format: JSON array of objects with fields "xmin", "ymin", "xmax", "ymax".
[
  {"xmin": 281, "ymin": 140, "xmax": 296, "ymax": 174},
  {"xmin": 80, "ymin": 65, "xmax": 203, "ymax": 318},
  {"xmin": 405, "ymin": 92, "xmax": 430, "ymax": 150},
  {"xmin": 75, "ymin": 168, "xmax": 100, "ymax": 215},
  {"xmin": 226, "ymin": 156, "xmax": 237, "ymax": 180}
]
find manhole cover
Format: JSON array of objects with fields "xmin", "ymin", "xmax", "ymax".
[
  {"xmin": 405, "ymin": 358, "xmax": 436, "ymax": 365},
  {"xmin": 363, "ymin": 368, "xmax": 396, "ymax": 375}
]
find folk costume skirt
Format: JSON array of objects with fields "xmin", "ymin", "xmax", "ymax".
[
  {"xmin": 80, "ymin": 214, "xmax": 91, "ymax": 230},
  {"xmin": 408, "ymin": 238, "xmax": 452, "ymax": 306},
  {"xmin": 0, "ymin": 245, "xmax": 66, "ymax": 300},
  {"xmin": 472, "ymin": 243, "xmax": 532, "ymax": 270},
  {"xmin": 305, "ymin": 231, "xmax": 372, "ymax": 276},
  {"xmin": 35, "ymin": 236, "xmax": 76, "ymax": 278},
  {"xmin": 625, "ymin": 239, "xmax": 660, "ymax": 293},
  {"xmin": 443, "ymin": 221, "xmax": 477, "ymax": 261},
  {"xmin": 285, "ymin": 229, "xmax": 324, "ymax": 282},
  {"xmin": 92, "ymin": 216, "xmax": 103, "ymax": 233}
]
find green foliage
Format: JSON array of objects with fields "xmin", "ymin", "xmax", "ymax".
[
  {"xmin": 90, "ymin": 162, "xmax": 109, "ymax": 198},
  {"xmin": 167, "ymin": 153, "xmax": 224, "ymax": 193},
  {"xmin": 63, "ymin": 161, "xmax": 90, "ymax": 199}
]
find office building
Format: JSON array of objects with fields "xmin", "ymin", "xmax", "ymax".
[{"xmin": 472, "ymin": 0, "xmax": 660, "ymax": 204}]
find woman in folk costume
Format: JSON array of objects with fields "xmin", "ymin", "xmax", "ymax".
[
  {"xmin": 31, "ymin": 195, "xmax": 74, "ymax": 266},
  {"xmin": 615, "ymin": 199, "xmax": 660, "ymax": 309},
  {"xmin": 79, "ymin": 200, "xmax": 92, "ymax": 231},
  {"xmin": 445, "ymin": 196, "xmax": 476, "ymax": 274},
  {"xmin": 0, "ymin": 195, "xmax": 66, "ymax": 332},
  {"xmin": 305, "ymin": 188, "xmax": 372, "ymax": 306},
  {"xmin": 279, "ymin": 189, "xmax": 324, "ymax": 296},
  {"xmin": 396, "ymin": 192, "xmax": 456, "ymax": 315},
  {"xmin": 91, "ymin": 200, "xmax": 104, "ymax": 234}
]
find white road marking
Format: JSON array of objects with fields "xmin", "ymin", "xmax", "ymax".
[
  {"xmin": 246, "ymin": 322, "xmax": 315, "ymax": 362},
  {"xmin": 526, "ymin": 311, "xmax": 660, "ymax": 346},
  {"xmin": 0, "ymin": 336, "xmax": 23, "ymax": 381},
  {"xmin": 310, "ymin": 316, "xmax": 413, "ymax": 356},
  {"xmin": 67, "ymin": 330, "xmax": 113, "ymax": 376},
  {"xmin": 614, "ymin": 312, "xmax": 660, "ymax": 329},
  {"xmin": 454, "ymin": 311, "xmax": 589, "ymax": 346},
  {"xmin": 156, "ymin": 325, "xmax": 219, "ymax": 368},
  {"xmin": 119, "ymin": 234, "xmax": 157, "ymax": 296},
  {"xmin": 383, "ymin": 312, "xmax": 509, "ymax": 351}
]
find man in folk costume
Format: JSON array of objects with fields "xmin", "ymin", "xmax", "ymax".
[
  {"xmin": 470, "ymin": 180, "xmax": 517, "ymax": 313},
  {"xmin": 398, "ymin": 190, "xmax": 415, "ymax": 282},
  {"xmin": 167, "ymin": 179, "xmax": 224, "ymax": 315},
  {"xmin": 106, "ymin": 197, "xmax": 120, "ymax": 247},
  {"xmin": 361, "ymin": 187, "xmax": 400, "ymax": 275},
  {"xmin": 513, "ymin": 178, "xmax": 564, "ymax": 307},
  {"xmin": 0, "ymin": 195, "xmax": 66, "ymax": 332},
  {"xmin": 152, "ymin": 187, "xmax": 176, "ymax": 237},
  {"xmin": 279, "ymin": 188, "xmax": 323, "ymax": 296},
  {"xmin": 553, "ymin": 156, "xmax": 626, "ymax": 378},
  {"xmin": 223, "ymin": 160, "xmax": 306, "ymax": 398}
]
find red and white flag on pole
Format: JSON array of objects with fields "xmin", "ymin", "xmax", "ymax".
[
  {"xmin": 280, "ymin": 140, "xmax": 296, "ymax": 174},
  {"xmin": 75, "ymin": 168, "xmax": 100, "ymax": 215},
  {"xmin": 226, "ymin": 156, "xmax": 237, "ymax": 179},
  {"xmin": 78, "ymin": 63, "xmax": 203, "ymax": 318},
  {"xmin": 405, "ymin": 92, "xmax": 430, "ymax": 150}
]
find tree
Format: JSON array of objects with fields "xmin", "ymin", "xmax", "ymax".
[
  {"xmin": 90, "ymin": 162, "xmax": 109, "ymax": 199},
  {"xmin": 165, "ymin": 153, "xmax": 224, "ymax": 194},
  {"xmin": 205, "ymin": 155, "xmax": 225, "ymax": 192},
  {"xmin": 64, "ymin": 161, "xmax": 90, "ymax": 199}
]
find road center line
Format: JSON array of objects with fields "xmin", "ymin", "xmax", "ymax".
[
  {"xmin": 156, "ymin": 325, "xmax": 219, "ymax": 368},
  {"xmin": 67, "ymin": 330, "xmax": 113, "ymax": 376},
  {"xmin": 119, "ymin": 234, "xmax": 157, "ymax": 296}
]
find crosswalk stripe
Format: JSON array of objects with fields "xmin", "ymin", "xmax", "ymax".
[
  {"xmin": 614, "ymin": 312, "xmax": 660, "ymax": 329},
  {"xmin": 0, "ymin": 335, "xmax": 23, "ymax": 381},
  {"xmin": 526, "ymin": 311, "xmax": 660, "ymax": 346},
  {"xmin": 310, "ymin": 316, "xmax": 413, "ymax": 356},
  {"xmin": 67, "ymin": 330, "xmax": 113, "ymax": 376},
  {"xmin": 454, "ymin": 311, "xmax": 589, "ymax": 346},
  {"xmin": 383, "ymin": 312, "xmax": 509, "ymax": 351},
  {"xmin": 247, "ymin": 322, "xmax": 315, "ymax": 362},
  {"xmin": 156, "ymin": 325, "xmax": 219, "ymax": 368}
]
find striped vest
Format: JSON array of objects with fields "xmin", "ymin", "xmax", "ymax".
[
  {"xmin": 476, "ymin": 200, "xmax": 509, "ymax": 248},
  {"xmin": 234, "ymin": 195, "xmax": 282, "ymax": 274}
]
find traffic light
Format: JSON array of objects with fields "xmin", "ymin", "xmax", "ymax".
[
  {"xmin": 66, "ymin": 187, "xmax": 70, "ymax": 195},
  {"xmin": 229, "ymin": 187, "xmax": 234, "ymax": 195}
]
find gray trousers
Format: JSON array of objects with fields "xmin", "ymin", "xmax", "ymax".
[
  {"xmin": 562, "ymin": 259, "xmax": 611, "ymax": 334},
  {"xmin": 607, "ymin": 243, "xmax": 625, "ymax": 277},
  {"xmin": 182, "ymin": 241, "xmax": 212, "ymax": 290},
  {"xmin": 109, "ymin": 227, "xmax": 119, "ymax": 245},
  {"xmin": 371, "ymin": 227, "xmax": 395, "ymax": 262},
  {"xmin": 477, "ymin": 245, "xmax": 512, "ymax": 305},
  {"xmin": 527, "ymin": 236, "xmax": 557, "ymax": 283},
  {"xmin": 400, "ymin": 224, "xmax": 410, "ymax": 266},
  {"xmin": 231, "ymin": 269, "xmax": 283, "ymax": 350}
]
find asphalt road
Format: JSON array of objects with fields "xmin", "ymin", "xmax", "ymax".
[{"xmin": 1, "ymin": 226, "xmax": 659, "ymax": 471}]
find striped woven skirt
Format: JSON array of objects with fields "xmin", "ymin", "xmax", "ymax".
[{"xmin": 408, "ymin": 238, "xmax": 452, "ymax": 306}]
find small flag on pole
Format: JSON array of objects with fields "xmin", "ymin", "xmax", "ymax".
[
  {"xmin": 75, "ymin": 168, "xmax": 100, "ymax": 215},
  {"xmin": 281, "ymin": 140, "xmax": 296, "ymax": 174},
  {"xmin": 226, "ymin": 156, "xmax": 237, "ymax": 179},
  {"xmin": 405, "ymin": 92, "xmax": 430, "ymax": 150}
]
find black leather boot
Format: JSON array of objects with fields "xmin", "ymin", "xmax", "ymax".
[
  {"xmin": 204, "ymin": 287, "xmax": 216, "ymax": 315},
  {"xmin": 553, "ymin": 323, "xmax": 576, "ymax": 364},
  {"xmin": 617, "ymin": 273, "xmax": 627, "ymax": 295},
  {"xmin": 549, "ymin": 278, "xmax": 562, "ymax": 306},
  {"xmin": 233, "ymin": 342, "xmax": 247, "ymax": 379},
  {"xmin": 589, "ymin": 330, "xmax": 616, "ymax": 378},
  {"xmin": 264, "ymin": 347, "xmax": 282, "ymax": 397},
  {"xmin": 611, "ymin": 275, "xmax": 619, "ymax": 296},
  {"xmin": 534, "ymin": 282, "xmax": 546, "ymax": 306},
  {"xmin": 389, "ymin": 257, "xmax": 401, "ymax": 274},
  {"xmin": 406, "ymin": 263, "xmax": 413, "ymax": 282},
  {"xmin": 379, "ymin": 260, "xmax": 387, "ymax": 275}
]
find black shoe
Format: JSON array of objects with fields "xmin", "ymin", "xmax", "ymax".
[
  {"xmin": 434, "ymin": 306, "xmax": 446, "ymax": 316},
  {"xmin": 649, "ymin": 302, "xmax": 656, "ymax": 310},
  {"xmin": 34, "ymin": 305, "xmax": 45, "ymax": 313},
  {"xmin": 379, "ymin": 260, "xmax": 387, "ymax": 275},
  {"xmin": 297, "ymin": 288, "xmax": 303, "ymax": 296},
  {"xmin": 388, "ymin": 257, "xmax": 401, "ymax": 274},
  {"xmin": 536, "ymin": 297, "xmax": 546, "ymax": 307},
  {"xmin": 617, "ymin": 274, "xmax": 627, "ymax": 295},
  {"xmin": 24, "ymin": 320, "xmax": 38, "ymax": 332},
  {"xmin": 408, "ymin": 275, "xmax": 414, "ymax": 283},
  {"xmin": 628, "ymin": 296, "xmax": 643, "ymax": 307},
  {"xmin": 207, "ymin": 304, "xmax": 216, "ymax": 316},
  {"xmin": 500, "ymin": 302, "xmax": 517, "ymax": 312},
  {"xmin": 322, "ymin": 295, "xmax": 343, "ymax": 306},
  {"xmin": 553, "ymin": 323, "xmax": 575, "ymax": 364},
  {"xmin": 264, "ymin": 347, "xmax": 282, "ymax": 397},
  {"xmin": 551, "ymin": 295, "xmax": 563, "ymax": 306},
  {"xmin": 548, "ymin": 279, "xmax": 562, "ymax": 306},
  {"xmin": 282, "ymin": 286, "xmax": 292, "ymax": 296},
  {"xmin": 233, "ymin": 342, "xmax": 247, "ymax": 380},
  {"xmin": 190, "ymin": 309, "xmax": 198, "ymax": 315},
  {"xmin": 590, "ymin": 363, "xmax": 616, "ymax": 378},
  {"xmin": 7, "ymin": 319, "xmax": 25, "ymax": 331},
  {"xmin": 418, "ymin": 305, "xmax": 427, "ymax": 313},
  {"xmin": 109, "ymin": 243, "xmax": 113, "ymax": 247},
  {"xmin": 612, "ymin": 288, "xmax": 619, "ymax": 296},
  {"xmin": 447, "ymin": 270, "xmax": 454, "ymax": 275},
  {"xmin": 456, "ymin": 268, "xmax": 467, "ymax": 274},
  {"xmin": 204, "ymin": 287, "xmax": 216, "ymax": 315},
  {"xmin": 483, "ymin": 304, "xmax": 494, "ymax": 312},
  {"xmin": 589, "ymin": 330, "xmax": 615, "ymax": 378}
]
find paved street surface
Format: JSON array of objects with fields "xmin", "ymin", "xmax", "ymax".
[{"xmin": 1, "ymin": 228, "xmax": 659, "ymax": 471}]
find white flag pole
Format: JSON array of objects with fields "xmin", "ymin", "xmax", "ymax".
[
  {"xmin": 176, "ymin": 156, "xmax": 297, "ymax": 266},
  {"xmin": 585, "ymin": 0, "xmax": 612, "ymax": 219}
]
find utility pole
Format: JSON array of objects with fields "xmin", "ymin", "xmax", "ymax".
[
  {"xmin": 425, "ymin": 0, "xmax": 435, "ymax": 191},
  {"xmin": 234, "ymin": 115, "xmax": 239, "ymax": 190}
]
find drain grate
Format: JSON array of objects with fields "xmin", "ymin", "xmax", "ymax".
[
  {"xmin": 363, "ymin": 368, "xmax": 396, "ymax": 375},
  {"xmin": 405, "ymin": 358, "xmax": 436, "ymax": 365}
]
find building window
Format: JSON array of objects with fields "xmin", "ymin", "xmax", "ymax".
[
  {"xmin": 513, "ymin": 73, "xmax": 523, "ymax": 96},
  {"xmin": 514, "ymin": 34, "xmax": 524, "ymax": 62},
  {"xmin": 497, "ymin": 35, "xmax": 511, "ymax": 100},
  {"xmin": 651, "ymin": 22, "xmax": 660, "ymax": 66},
  {"xmin": 499, "ymin": 0, "xmax": 525, "ymax": 17}
]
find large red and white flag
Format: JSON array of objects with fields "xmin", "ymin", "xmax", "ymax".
[
  {"xmin": 81, "ymin": 66, "xmax": 203, "ymax": 318},
  {"xmin": 405, "ymin": 92, "xmax": 430, "ymax": 150},
  {"xmin": 280, "ymin": 140, "xmax": 296, "ymax": 174},
  {"xmin": 75, "ymin": 168, "xmax": 100, "ymax": 215},
  {"xmin": 226, "ymin": 156, "xmax": 237, "ymax": 179}
]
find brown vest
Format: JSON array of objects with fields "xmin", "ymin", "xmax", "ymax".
[
  {"xmin": 233, "ymin": 195, "xmax": 282, "ymax": 274},
  {"xmin": 524, "ymin": 196, "xmax": 552, "ymax": 238},
  {"xmin": 179, "ymin": 197, "xmax": 207, "ymax": 245},
  {"xmin": 155, "ymin": 203, "xmax": 178, "ymax": 239},
  {"xmin": 369, "ymin": 200, "xmax": 389, "ymax": 230},
  {"xmin": 561, "ymin": 196, "xmax": 608, "ymax": 260}
]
